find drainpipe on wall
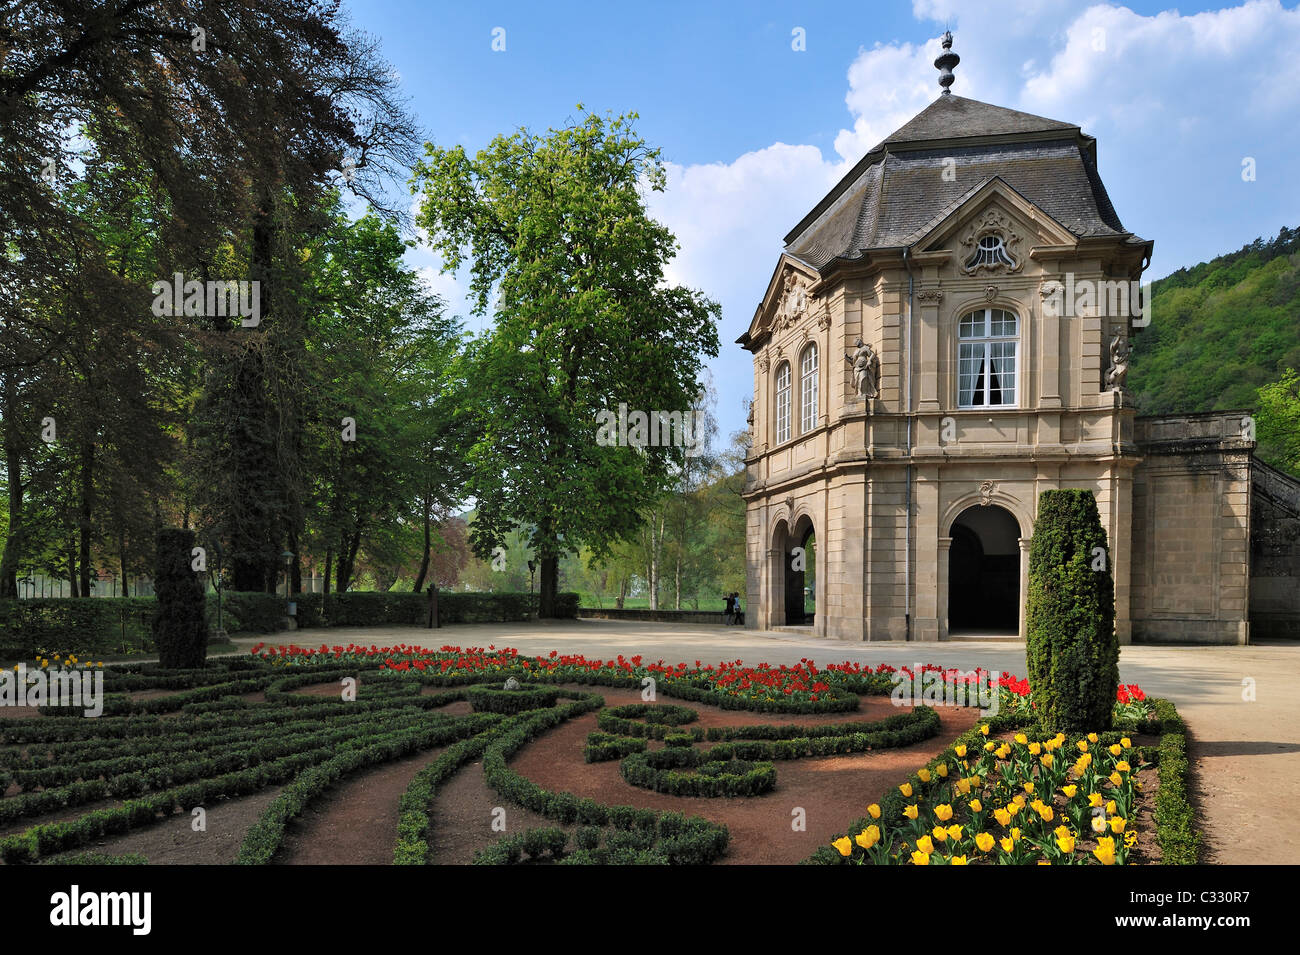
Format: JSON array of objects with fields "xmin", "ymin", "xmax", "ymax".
[{"xmin": 902, "ymin": 246, "xmax": 914, "ymax": 643}]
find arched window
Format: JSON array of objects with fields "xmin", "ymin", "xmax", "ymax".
[
  {"xmin": 775, "ymin": 361, "xmax": 791, "ymax": 444},
  {"xmin": 799, "ymin": 343, "xmax": 818, "ymax": 434},
  {"xmin": 958, "ymin": 307, "xmax": 1018, "ymax": 407}
]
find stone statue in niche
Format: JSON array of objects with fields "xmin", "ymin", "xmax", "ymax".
[
  {"xmin": 1106, "ymin": 331, "xmax": 1130, "ymax": 393},
  {"xmin": 845, "ymin": 338, "xmax": 880, "ymax": 401}
]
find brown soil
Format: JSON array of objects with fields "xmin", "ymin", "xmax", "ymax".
[
  {"xmin": 277, "ymin": 747, "xmax": 448, "ymax": 865},
  {"xmin": 0, "ymin": 707, "xmax": 41, "ymax": 719},
  {"xmin": 502, "ymin": 685, "xmax": 979, "ymax": 865},
  {"xmin": 42, "ymin": 788, "xmax": 285, "ymax": 864},
  {"xmin": 427, "ymin": 759, "xmax": 564, "ymax": 865}
]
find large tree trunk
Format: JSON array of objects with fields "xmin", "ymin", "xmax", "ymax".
[
  {"xmin": 0, "ymin": 377, "xmax": 24, "ymax": 598},
  {"xmin": 322, "ymin": 547, "xmax": 332, "ymax": 597},
  {"xmin": 674, "ymin": 553, "xmax": 681, "ymax": 610},
  {"xmin": 538, "ymin": 554, "xmax": 558, "ymax": 618},
  {"xmin": 67, "ymin": 538, "xmax": 79, "ymax": 597},
  {"xmin": 79, "ymin": 438, "xmax": 94, "ymax": 597},
  {"xmin": 413, "ymin": 492, "xmax": 432, "ymax": 591}
]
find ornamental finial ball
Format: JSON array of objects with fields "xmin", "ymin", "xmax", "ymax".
[{"xmin": 935, "ymin": 31, "xmax": 960, "ymax": 94}]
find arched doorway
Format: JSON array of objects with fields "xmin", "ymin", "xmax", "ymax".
[
  {"xmin": 948, "ymin": 504, "xmax": 1020, "ymax": 634},
  {"xmin": 783, "ymin": 521, "xmax": 815, "ymax": 625}
]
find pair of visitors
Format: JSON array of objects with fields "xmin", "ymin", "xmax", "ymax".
[{"xmin": 723, "ymin": 592, "xmax": 744, "ymax": 626}]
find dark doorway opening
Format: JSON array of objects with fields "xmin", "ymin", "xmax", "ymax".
[
  {"xmin": 948, "ymin": 505, "xmax": 1019, "ymax": 633},
  {"xmin": 784, "ymin": 525, "xmax": 815, "ymax": 625}
]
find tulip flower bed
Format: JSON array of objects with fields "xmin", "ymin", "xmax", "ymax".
[{"xmin": 812, "ymin": 695, "xmax": 1199, "ymax": 866}]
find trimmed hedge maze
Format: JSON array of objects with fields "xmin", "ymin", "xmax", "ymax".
[{"xmin": 1, "ymin": 644, "xmax": 1179, "ymax": 866}]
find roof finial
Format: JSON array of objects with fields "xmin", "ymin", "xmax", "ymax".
[{"xmin": 934, "ymin": 30, "xmax": 959, "ymax": 95}]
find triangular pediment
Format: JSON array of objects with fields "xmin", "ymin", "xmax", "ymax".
[
  {"xmin": 912, "ymin": 177, "xmax": 1078, "ymax": 267},
  {"xmin": 739, "ymin": 254, "xmax": 821, "ymax": 349}
]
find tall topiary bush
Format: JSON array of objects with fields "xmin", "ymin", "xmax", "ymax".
[
  {"xmin": 153, "ymin": 528, "xmax": 208, "ymax": 669},
  {"xmin": 1025, "ymin": 489, "xmax": 1117, "ymax": 733}
]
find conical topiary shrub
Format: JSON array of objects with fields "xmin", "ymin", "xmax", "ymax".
[
  {"xmin": 1024, "ymin": 489, "xmax": 1117, "ymax": 733},
  {"xmin": 153, "ymin": 528, "xmax": 209, "ymax": 669}
]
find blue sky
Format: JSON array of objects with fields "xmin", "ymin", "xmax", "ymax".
[{"xmin": 348, "ymin": 0, "xmax": 1300, "ymax": 443}]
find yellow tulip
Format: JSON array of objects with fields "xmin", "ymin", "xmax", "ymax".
[
  {"xmin": 1015, "ymin": 733, "xmax": 1028, "ymax": 745},
  {"xmin": 911, "ymin": 850, "xmax": 930, "ymax": 865},
  {"xmin": 1062, "ymin": 784, "xmax": 1078, "ymax": 798},
  {"xmin": 1040, "ymin": 753, "xmax": 1054, "ymax": 768},
  {"xmin": 1109, "ymin": 772, "xmax": 1123, "ymax": 786},
  {"xmin": 1106, "ymin": 799, "xmax": 1117, "ymax": 815},
  {"xmin": 1093, "ymin": 836, "xmax": 1116, "ymax": 865},
  {"xmin": 916, "ymin": 835, "xmax": 935, "ymax": 854},
  {"xmin": 1088, "ymin": 733, "xmax": 1099, "ymax": 744},
  {"xmin": 1054, "ymin": 824, "xmax": 1072, "ymax": 839},
  {"xmin": 994, "ymin": 808, "xmax": 1011, "ymax": 827},
  {"xmin": 931, "ymin": 826, "xmax": 948, "ymax": 843},
  {"xmin": 904, "ymin": 803, "xmax": 919, "ymax": 820},
  {"xmin": 975, "ymin": 832, "xmax": 995, "ymax": 852},
  {"xmin": 981, "ymin": 724, "xmax": 990, "ymax": 736},
  {"xmin": 947, "ymin": 824, "xmax": 963, "ymax": 841},
  {"xmin": 1036, "ymin": 804, "xmax": 1054, "ymax": 823},
  {"xmin": 832, "ymin": 836, "xmax": 853, "ymax": 857},
  {"xmin": 1037, "ymin": 858, "xmax": 1052, "ymax": 865},
  {"xmin": 999, "ymin": 837, "xmax": 1014, "ymax": 853},
  {"xmin": 1088, "ymin": 792, "xmax": 1104, "ymax": 808},
  {"xmin": 983, "ymin": 741, "xmax": 996, "ymax": 752},
  {"xmin": 917, "ymin": 769, "xmax": 931, "ymax": 784},
  {"xmin": 1023, "ymin": 781, "xmax": 1035, "ymax": 794},
  {"xmin": 1028, "ymin": 742, "xmax": 1042, "ymax": 756},
  {"xmin": 1057, "ymin": 832, "xmax": 1076, "ymax": 853},
  {"xmin": 955, "ymin": 744, "xmax": 967, "ymax": 758},
  {"xmin": 950, "ymin": 855, "xmax": 969, "ymax": 865},
  {"xmin": 856, "ymin": 826, "xmax": 880, "ymax": 850},
  {"xmin": 936, "ymin": 763, "xmax": 948, "ymax": 778},
  {"xmin": 955, "ymin": 778, "xmax": 971, "ymax": 795},
  {"xmin": 899, "ymin": 782, "xmax": 913, "ymax": 797},
  {"xmin": 934, "ymin": 803, "xmax": 954, "ymax": 822},
  {"xmin": 1109, "ymin": 816, "xmax": 1126, "ymax": 834},
  {"xmin": 1011, "ymin": 827, "xmax": 1021, "ymax": 842},
  {"xmin": 970, "ymin": 799, "xmax": 983, "ymax": 813},
  {"xmin": 1116, "ymin": 760, "xmax": 1130, "ymax": 773},
  {"xmin": 1076, "ymin": 740, "xmax": 1088, "ymax": 753},
  {"xmin": 1109, "ymin": 744, "xmax": 1123, "ymax": 757},
  {"xmin": 1011, "ymin": 794, "xmax": 1025, "ymax": 808},
  {"xmin": 1121, "ymin": 737, "xmax": 1132, "ymax": 749},
  {"xmin": 867, "ymin": 803, "xmax": 881, "ymax": 819}
]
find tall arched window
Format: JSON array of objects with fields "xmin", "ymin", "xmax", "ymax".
[
  {"xmin": 958, "ymin": 307, "xmax": 1018, "ymax": 407},
  {"xmin": 775, "ymin": 361, "xmax": 791, "ymax": 445},
  {"xmin": 799, "ymin": 343, "xmax": 818, "ymax": 434}
]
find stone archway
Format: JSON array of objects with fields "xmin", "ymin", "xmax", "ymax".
[
  {"xmin": 947, "ymin": 504, "xmax": 1021, "ymax": 634},
  {"xmin": 785, "ymin": 516, "xmax": 816, "ymax": 626}
]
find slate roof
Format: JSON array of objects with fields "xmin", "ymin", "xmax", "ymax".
[{"xmin": 785, "ymin": 94, "xmax": 1146, "ymax": 270}]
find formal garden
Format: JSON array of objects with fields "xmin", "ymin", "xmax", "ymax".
[{"xmin": 0, "ymin": 490, "xmax": 1201, "ymax": 867}]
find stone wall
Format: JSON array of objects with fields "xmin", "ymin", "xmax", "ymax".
[{"xmin": 1130, "ymin": 412, "xmax": 1254, "ymax": 644}]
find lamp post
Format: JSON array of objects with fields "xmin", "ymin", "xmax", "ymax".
[{"xmin": 281, "ymin": 550, "xmax": 295, "ymax": 625}]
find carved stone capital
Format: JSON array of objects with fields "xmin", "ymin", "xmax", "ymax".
[{"xmin": 916, "ymin": 288, "xmax": 944, "ymax": 303}]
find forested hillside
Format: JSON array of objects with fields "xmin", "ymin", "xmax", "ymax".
[
  {"xmin": 1131, "ymin": 226, "xmax": 1300, "ymax": 475},
  {"xmin": 1132, "ymin": 226, "xmax": 1300, "ymax": 413}
]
